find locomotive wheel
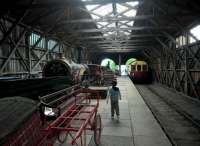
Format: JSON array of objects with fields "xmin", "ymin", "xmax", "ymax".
[
  {"xmin": 57, "ymin": 131, "xmax": 68, "ymax": 144},
  {"xmin": 94, "ymin": 114, "xmax": 102, "ymax": 145}
]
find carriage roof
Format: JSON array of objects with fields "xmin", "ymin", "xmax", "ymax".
[{"xmin": 130, "ymin": 61, "xmax": 148, "ymax": 66}]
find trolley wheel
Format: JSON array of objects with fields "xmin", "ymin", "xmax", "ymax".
[
  {"xmin": 57, "ymin": 131, "xmax": 68, "ymax": 144},
  {"xmin": 94, "ymin": 114, "xmax": 102, "ymax": 145}
]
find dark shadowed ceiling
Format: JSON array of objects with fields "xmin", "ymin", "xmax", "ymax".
[{"xmin": 1, "ymin": 0, "xmax": 200, "ymax": 54}]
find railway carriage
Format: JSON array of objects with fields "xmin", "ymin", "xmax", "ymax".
[{"xmin": 128, "ymin": 61, "xmax": 149, "ymax": 83}]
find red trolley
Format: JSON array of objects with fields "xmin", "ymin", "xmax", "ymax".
[{"xmin": 38, "ymin": 88, "xmax": 102, "ymax": 146}]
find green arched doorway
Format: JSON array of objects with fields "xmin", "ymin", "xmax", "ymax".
[
  {"xmin": 125, "ymin": 58, "xmax": 137, "ymax": 73},
  {"xmin": 100, "ymin": 58, "xmax": 116, "ymax": 71}
]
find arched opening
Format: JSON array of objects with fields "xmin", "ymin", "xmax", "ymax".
[
  {"xmin": 125, "ymin": 58, "xmax": 137, "ymax": 66},
  {"xmin": 115, "ymin": 65, "xmax": 128, "ymax": 76},
  {"xmin": 124, "ymin": 58, "xmax": 137, "ymax": 75},
  {"xmin": 100, "ymin": 58, "xmax": 116, "ymax": 71}
]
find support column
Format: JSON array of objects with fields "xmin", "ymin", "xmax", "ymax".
[
  {"xmin": 25, "ymin": 32, "xmax": 31, "ymax": 77},
  {"xmin": 77, "ymin": 47, "xmax": 83, "ymax": 64},
  {"xmin": 118, "ymin": 54, "xmax": 121, "ymax": 76},
  {"xmin": 184, "ymin": 31, "xmax": 189, "ymax": 94}
]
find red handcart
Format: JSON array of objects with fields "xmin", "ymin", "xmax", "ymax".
[{"xmin": 37, "ymin": 88, "xmax": 102, "ymax": 146}]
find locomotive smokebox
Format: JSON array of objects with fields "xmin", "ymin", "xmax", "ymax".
[
  {"xmin": 43, "ymin": 59, "xmax": 71, "ymax": 77},
  {"xmin": 43, "ymin": 59, "xmax": 88, "ymax": 83}
]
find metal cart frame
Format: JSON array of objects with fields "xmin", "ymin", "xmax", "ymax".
[{"xmin": 37, "ymin": 88, "xmax": 102, "ymax": 146}]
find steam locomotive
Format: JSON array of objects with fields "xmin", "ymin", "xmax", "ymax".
[
  {"xmin": 43, "ymin": 58, "xmax": 116, "ymax": 86},
  {"xmin": 0, "ymin": 58, "xmax": 116, "ymax": 146},
  {"xmin": 43, "ymin": 58, "xmax": 89, "ymax": 84}
]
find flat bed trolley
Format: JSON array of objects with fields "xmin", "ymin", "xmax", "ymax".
[{"xmin": 37, "ymin": 88, "xmax": 102, "ymax": 146}]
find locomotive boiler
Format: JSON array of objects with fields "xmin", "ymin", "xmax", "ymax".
[{"xmin": 43, "ymin": 58, "xmax": 89, "ymax": 84}]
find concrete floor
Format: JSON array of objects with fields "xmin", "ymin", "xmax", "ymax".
[
  {"xmin": 55, "ymin": 76, "xmax": 172, "ymax": 146},
  {"xmin": 89, "ymin": 76, "xmax": 172, "ymax": 146}
]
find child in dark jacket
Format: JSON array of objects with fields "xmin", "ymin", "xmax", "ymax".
[{"xmin": 107, "ymin": 80, "xmax": 121, "ymax": 120}]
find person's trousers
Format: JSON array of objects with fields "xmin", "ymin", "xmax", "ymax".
[{"xmin": 111, "ymin": 101, "xmax": 119, "ymax": 116}]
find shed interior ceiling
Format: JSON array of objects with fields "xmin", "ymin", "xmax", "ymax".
[
  {"xmin": 0, "ymin": 0, "xmax": 200, "ymax": 53},
  {"xmin": 84, "ymin": 1, "xmax": 138, "ymax": 38},
  {"xmin": 0, "ymin": 0, "xmax": 200, "ymax": 99}
]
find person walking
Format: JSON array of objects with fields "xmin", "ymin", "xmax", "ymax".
[{"xmin": 107, "ymin": 80, "xmax": 121, "ymax": 121}]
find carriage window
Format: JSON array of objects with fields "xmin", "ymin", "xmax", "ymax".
[
  {"xmin": 142, "ymin": 65, "xmax": 148, "ymax": 71},
  {"xmin": 131, "ymin": 65, "xmax": 136, "ymax": 71},
  {"xmin": 137, "ymin": 65, "xmax": 141, "ymax": 71}
]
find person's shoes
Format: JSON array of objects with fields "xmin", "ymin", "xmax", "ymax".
[
  {"xmin": 111, "ymin": 116, "xmax": 114, "ymax": 120},
  {"xmin": 117, "ymin": 116, "xmax": 120, "ymax": 121}
]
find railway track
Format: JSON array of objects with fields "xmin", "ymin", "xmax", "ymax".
[{"xmin": 136, "ymin": 85, "xmax": 200, "ymax": 146}]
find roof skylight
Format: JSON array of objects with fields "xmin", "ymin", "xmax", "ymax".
[
  {"xmin": 123, "ymin": 9, "xmax": 137, "ymax": 17},
  {"xmin": 82, "ymin": 0, "xmax": 139, "ymax": 41},
  {"xmin": 98, "ymin": 22, "xmax": 109, "ymax": 26},
  {"xmin": 107, "ymin": 23, "xmax": 116, "ymax": 28},
  {"xmin": 92, "ymin": 4, "xmax": 113, "ymax": 16},
  {"xmin": 190, "ymin": 25, "xmax": 200, "ymax": 43},
  {"xmin": 126, "ymin": 21, "xmax": 133, "ymax": 26},
  {"xmin": 120, "ymin": 25, "xmax": 129, "ymax": 29},
  {"xmin": 126, "ymin": 1, "xmax": 139, "ymax": 7},
  {"xmin": 86, "ymin": 5, "xmax": 99, "ymax": 11},
  {"xmin": 90, "ymin": 14, "xmax": 100, "ymax": 19},
  {"xmin": 116, "ymin": 4, "xmax": 128, "ymax": 13}
]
